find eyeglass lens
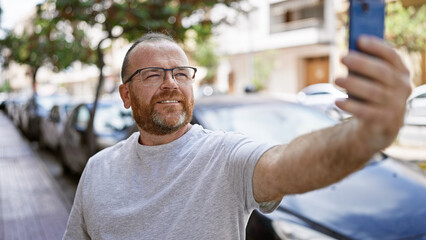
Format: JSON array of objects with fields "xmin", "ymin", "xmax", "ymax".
[{"xmin": 139, "ymin": 67, "xmax": 195, "ymax": 86}]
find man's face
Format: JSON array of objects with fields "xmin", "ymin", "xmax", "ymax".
[{"xmin": 124, "ymin": 41, "xmax": 194, "ymax": 135}]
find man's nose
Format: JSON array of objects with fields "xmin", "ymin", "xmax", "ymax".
[{"xmin": 160, "ymin": 70, "xmax": 178, "ymax": 89}]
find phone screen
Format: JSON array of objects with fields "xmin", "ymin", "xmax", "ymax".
[{"xmin": 349, "ymin": 0, "xmax": 385, "ymax": 51}]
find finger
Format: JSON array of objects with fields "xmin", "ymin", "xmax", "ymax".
[
  {"xmin": 335, "ymin": 98, "xmax": 384, "ymax": 121},
  {"xmin": 335, "ymin": 76, "xmax": 389, "ymax": 105},
  {"xmin": 342, "ymin": 52, "xmax": 398, "ymax": 87},
  {"xmin": 357, "ymin": 36, "xmax": 409, "ymax": 75}
]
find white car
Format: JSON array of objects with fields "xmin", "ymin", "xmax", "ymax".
[
  {"xmin": 296, "ymin": 83, "xmax": 350, "ymax": 121},
  {"xmin": 405, "ymin": 84, "xmax": 426, "ymax": 126},
  {"xmin": 399, "ymin": 84, "xmax": 426, "ymax": 147}
]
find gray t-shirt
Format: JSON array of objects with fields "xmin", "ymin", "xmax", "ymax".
[{"xmin": 63, "ymin": 124, "xmax": 277, "ymax": 240}]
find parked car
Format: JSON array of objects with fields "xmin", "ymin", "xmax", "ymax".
[
  {"xmin": 398, "ymin": 84, "xmax": 426, "ymax": 147},
  {"xmin": 60, "ymin": 100, "xmax": 135, "ymax": 174},
  {"xmin": 0, "ymin": 92, "xmax": 7, "ymax": 112},
  {"xmin": 39, "ymin": 102, "xmax": 76, "ymax": 151},
  {"xmin": 191, "ymin": 94, "xmax": 426, "ymax": 240},
  {"xmin": 296, "ymin": 83, "xmax": 350, "ymax": 121},
  {"xmin": 7, "ymin": 93, "xmax": 29, "ymax": 128},
  {"xmin": 20, "ymin": 94, "xmax": 71, "ymax": 141},
  {"xmin": 405, "ymin": 84, "xmax": 426, "ymax": 126}
]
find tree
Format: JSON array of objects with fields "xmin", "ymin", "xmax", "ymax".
[
  {"xmin": 386, "ymin": 1, "xmax": 426, "ymax": 52},
  {"xmin": 0, "ymin": 4, "xmax": 3, "ymax": 29},
  {"xmin": 49, "ymin": 0, "xmax": 247, "ymax": 156},
  {"xmin": 250, "ymin": 51, "xmax": 276, "ymax": 92},
  {"xmin": 386, "ymin": 1, "xmax": 426, "ymax": 86},
  {"xmin": 192, "ymin": 39, "xmax": 219, "ymax": 85},
  {"xmin": 0, "ymin": 4, "xmax": 95, "ymax": 93}
]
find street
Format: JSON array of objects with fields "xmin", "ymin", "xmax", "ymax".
[
  {"xmin": 34, "ymin": 144, "xmax": 79, "ymax": 212},
  {"xmin": 0, "ymin": 112, "xmax": 73, "ymax": 239}
]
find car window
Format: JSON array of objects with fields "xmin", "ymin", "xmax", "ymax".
[
  {"xmin": 50, "ymin": 106, "xmax": 60, "ymax": 121},
  {"xmin": 309, "ymin": 92, "xmax": 331, "ymax": 95},
  {"xmin": 76, "ymin": 106, "xmax": 91, "ymax": 131},
  {"xmin": 38, "ymin": 97, "xmax": 55, "ymax": 112},
  {"xmin": 197, "ymin": 103, "xmax": 337, "ymax": 144},
  {"xmin": 64, "ymin": 104, "xmax": 76, "ymax": 116},
  {"xmin": 417, "ymin": 93, "xmax": 426, "ymax": 99}
]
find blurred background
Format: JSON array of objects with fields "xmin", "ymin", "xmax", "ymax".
[{"xmin": 0, "ymin": 0, "xmax": 426, "ymax": 239}]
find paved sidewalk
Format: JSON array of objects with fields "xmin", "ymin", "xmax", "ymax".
[{"xmin": 0, "ymin": 112, "xmax": 69, "ymax": 240}]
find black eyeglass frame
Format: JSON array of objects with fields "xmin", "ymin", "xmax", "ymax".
[{"xmin": 123, "ymin": 66, "xmax": 197, "ymax": 85}]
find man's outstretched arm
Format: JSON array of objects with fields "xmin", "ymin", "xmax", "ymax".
[{"xmin": 253, "ymin": 36, "xmax": 412, "ymax": 203}]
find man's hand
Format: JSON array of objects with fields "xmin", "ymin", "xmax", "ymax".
[{"xmin": 335, "ymin": 36, "xmax": 412, "ymax": 152}]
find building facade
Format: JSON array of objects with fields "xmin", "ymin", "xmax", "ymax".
[
  {"xmin": 214, "ymin": 0, "xmax": 345, "ymax": 95},
  {"xmin": 214, "ymin": 0, "xmax": 425, "ymax": 95}
]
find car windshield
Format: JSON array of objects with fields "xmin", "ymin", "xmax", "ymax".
[
  {"xmin": 37, "ymin": 95, "xmax": 70, "ymax": 111},
  {"xmin": 37, "ymin": 97, "xmax": 56, "ymax": 112},
  {"xmin": 94, "ymin": 103, "xmax": 134, "ymax": 134},
  {"xmin": 197, "ymin": 103, "xmax": 337, "ymax": 145}
]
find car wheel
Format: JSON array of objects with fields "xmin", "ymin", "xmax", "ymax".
[
  {"xmin": 38, "ymin": 133, "xmax": 47, "ymax": 150},
  {"xmin": 59, "ymin": 146, "xmax": 71, "ymax": 175}
]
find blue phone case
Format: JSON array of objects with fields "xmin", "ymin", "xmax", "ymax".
[{"xmin": 349, "ymin": 0, "xmax": 385, "ymax": 51}]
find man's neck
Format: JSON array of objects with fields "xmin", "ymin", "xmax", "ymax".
[{"xmin": 137, "ymin": 124, "xmax": 192, "ymax": 146}]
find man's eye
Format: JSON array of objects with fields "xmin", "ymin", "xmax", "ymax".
[
  {"xmin": 146, "ymin": 74, "xmax": 161, "ymax": 78},
  {"xmin": 142, "ymin": 71, "xmax": 162, "ymax": 79},
  {"xmin": 175, "ymin": 70, "xmax": 191, "ymax": 78},
  {"xmin": 175, "ymin": 72, "xmax": 188, "ymax": 77}
]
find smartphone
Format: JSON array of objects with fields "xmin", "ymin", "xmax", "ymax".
[
  {"xmin": 347, "ymin": 0, "xmax": 385, "ymax": 100},
  {"xmin": 348, "ymin": 0, "xmax": 385, "ymax": 52}
]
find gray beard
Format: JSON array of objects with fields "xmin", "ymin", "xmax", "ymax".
[
  {"xmin": 128, "ymin": 88, "xmax": 193, "ymax": 136},
  {"xmin": 151, "ymin": 111, "xmax": 187, "ymax": 135}
]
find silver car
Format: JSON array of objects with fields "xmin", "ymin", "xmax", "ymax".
[{"xmin": 40, "ymin": 102, "xmax": 76, "ymax": 151}]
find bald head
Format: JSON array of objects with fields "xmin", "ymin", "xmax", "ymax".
[{"xmin": 121, "ymin": 32, "xmax": 178, "ymax": 83}]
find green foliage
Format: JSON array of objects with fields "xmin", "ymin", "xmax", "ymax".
[
  {"xmin": 191, "ymin": 39, "xmax": 219, "ymax": 84},
  {"xmin": 0, "ymin": 4, "xmax": 2, "ymax": 28},
  {"xmin": 54, "ymin": 0, "xmax": 243, "ymax": 45},
  {"xmin": 0, "ymin": 81, "xmax": 11, "ymax": 92},
  {"xmin": 386, "ymin": 1, "xmax": 426, "ymax": 52},
  {"xmin": 251, "ymin": 51, "xmax": 276, "ymax": 91}
]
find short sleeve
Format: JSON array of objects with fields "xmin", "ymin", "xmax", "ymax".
[{"xmin": 223, "ymin": 132, "xmax": 280, "ymax": 213}]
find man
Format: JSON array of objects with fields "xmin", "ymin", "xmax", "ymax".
[{"xmin": 63, "ymin": 32, "xmax": 411, "ymax": 239}]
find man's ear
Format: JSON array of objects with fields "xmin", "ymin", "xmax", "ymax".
[{"xmin": 119, "ymin": 84, "xmax": 132, "ymax": 109}]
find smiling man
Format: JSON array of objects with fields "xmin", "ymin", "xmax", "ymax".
[
  {"xmin": 63, "ymin": 32, "xmax": 411, "ymax": 240},
  {"xmin": 121, "ymin": 34, "xmax": 194, "ymax": 141}
]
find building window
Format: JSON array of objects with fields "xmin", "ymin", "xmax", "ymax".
[{"xmin": 270, "ymin": 0, "xmax": 324, "ymax": 33}]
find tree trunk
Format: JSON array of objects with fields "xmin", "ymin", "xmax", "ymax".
[
  {"xmin": 86, "ymin": 38, "xmax": 107, "ymax": 157},
  {"xmin": 32, "ymin": 67, "xmax": 39, "ymax": 96}
]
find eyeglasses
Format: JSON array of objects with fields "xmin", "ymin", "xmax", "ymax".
[{"xmin": 124, "ymin": 66, "xmax": 197, "ymax": 86}]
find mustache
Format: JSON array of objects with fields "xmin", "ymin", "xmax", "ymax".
[{"xmin": 151, "ymin": 89, "xmax": 185, "ymax": 104}]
